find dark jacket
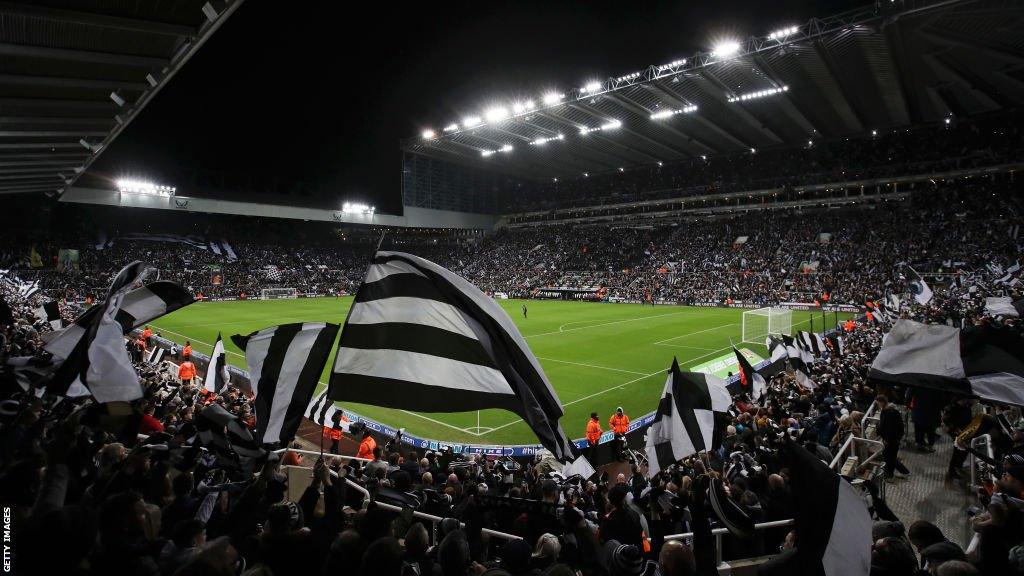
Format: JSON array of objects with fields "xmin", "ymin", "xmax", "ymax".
[{"xmin": 878, "ymin": 406, "xmax": 904, "ymax": 443}]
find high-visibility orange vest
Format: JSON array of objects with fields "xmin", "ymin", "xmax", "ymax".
[
  {"xmin": 357, "ymin": 436, "xmax": 376, "ymax": 460},
  {"xmin": 178, "ymin": 361, "xmax": 196, "ymax": 381},
  {"xmin": 142, "ymin": 328, "xmax": 152, "ymax": 340},
  {"xmin": 609, "ymin": 413, "xmax": 630, "ymax": 435},
  {"xmin": 183, "ymin": 344, "xmax": 192, "ymax": 358},
  {"xmin": 323, "ymin": 426, "xmax": 343, "ymax": 441},
  {"xmin": 586, "ymin": 419, "xmax": 602, "ymax": 445}
]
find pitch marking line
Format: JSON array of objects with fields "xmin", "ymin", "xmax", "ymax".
[
  {"xmin": 524, "ymin": 310, "xmax": 692, "ymax": 339},
  {"xmin": 652, "ymin": 322, "xmax": 738, "ymax": 345},
  {"xmin": 535, "ymin": 356, "xmax": 649, "ymax": 376}
]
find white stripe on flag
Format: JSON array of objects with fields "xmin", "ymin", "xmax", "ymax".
[
  {"xmin": 245, "ymin": 328, "xmax": 276, "ymax": 396},
  {"xmin": 348, "ymin": 297, "xmax": 483, "ymax": 340},
  {"xmin": 363, "ymin": 260, "xmax": 427, "ymax": 284},
  {"xmin": 262, "ymin": 326, "xmax": 326, "ymax": 444},
  {"xmin": 333, "ymin": 347, "xmax": 515, "ymax": 396},
  {"xmin": 822, "ymin": 477, "xmax": 873, "ymax": 575}
]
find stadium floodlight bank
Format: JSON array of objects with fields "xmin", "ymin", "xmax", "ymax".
[
  {"xmin": 260, "ymin": 287, "xmax": 298, "ymax": 300},
  {"xmin": 742, "ymin": 307, "xmax": 792, "ymax": 344}
]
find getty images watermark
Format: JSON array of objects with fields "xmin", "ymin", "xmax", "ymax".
[{"xmin": 3, "ymin": 506, "xmax": 11, "ymax": 573}]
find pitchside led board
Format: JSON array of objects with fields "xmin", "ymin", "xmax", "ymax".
[{"xmin": 210, "ymin": 265, "xmax": 224, "ymax": 286}]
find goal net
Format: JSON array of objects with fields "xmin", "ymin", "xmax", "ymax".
[
  {"xmin": 742, "ymin": 307, "xmax": 792, "ymax": 345},
  {"xmin": 261, "ymin": 287, "xmax": 298, "ymax": 300}
]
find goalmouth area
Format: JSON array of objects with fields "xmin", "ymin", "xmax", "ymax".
[{"xmin": 153, "ymin": 297, "xmax": 852, "ymax": 445}]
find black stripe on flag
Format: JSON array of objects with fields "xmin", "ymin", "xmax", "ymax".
[
  {"xmin": 234, "ymin": 322, "xmax": 340, "ymax": 447},
  {"xmin": 339, "ymin": 322, "xmax": 496, "ymax": 368}
]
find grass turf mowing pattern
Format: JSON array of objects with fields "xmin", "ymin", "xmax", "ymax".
[{"xmin": 153, "ymin": 298, "xmax": 850, "ymax": 446}]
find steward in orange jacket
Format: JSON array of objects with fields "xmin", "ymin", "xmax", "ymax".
[
  {"xmin": 609, "ymin": 407, "xmax": 630, "ymax": 436},
  {"xmin": 586, "ymin": 412, "xmax": 603, "ymax": 446},
  {"xmin": 357, "ymin": 430, "xmax": 377, "ymax": 461},
  {"xmin": 178, "ymin": 360, "xmax": 196, "ymax": 384}
]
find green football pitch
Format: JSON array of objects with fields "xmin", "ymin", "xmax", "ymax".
[{"xmin": 153, "ymin": 298, "xmax": 850, "ymax": 446}]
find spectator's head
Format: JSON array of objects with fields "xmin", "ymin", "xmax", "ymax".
[
  {"xmin": 99, "ymin": 492, "xmax": 148, "ymax": 545},
  {"xmin": 172, "ymin": 518, "xmax": 207, "ymax": 550},
  {"xmin": 658, "ymin": 540, "xmax": 696, "ymax": 576},
  {"xmin": 172, "ymin": 471, "xmax": 193, "ymax": 498},
  {"xmin": 875, "ymin": 394, "xmax": 889, "ymax": 409},
  {"xmin": 608, "ymin": 484, "xmax": 628, "ymax": 510},
  {"xmin": 601, "ymin": 540, "xmax": 645, "ymax": 576},
  {"xmin": 907, "ymin": 520, "xmax": 945, "ymax": 551},
  {"xmin": 265, "ymin": 501, "xmax": 303, "ymax": 534},
  {"xmin": 533, "ymin": 533, "xmax": 560, "ymax": 562},
  {"xmin": 935, "ymin": 560, "xmax": 979, "ymax": 576},
  {"xmin": 541, "ymin": 479, "xmax": 559, "ymax": 503},
  {"xmin": 360, "ymin": 537, "xmax": 404, "ymax": 576},
  {"xmin": 871, "ymin": 537, "xmax": 917, "ymax": 576},
  {"xmin": 616, "ymin": 407, "xmax": 624, "ymax": 416},
  {"xmin": 591, "ymin": 412, "xmax": 598, "ymax": 420},
  {"xmin": 404, "ymin": 523, "xmax": 430, "ymax": 560},
  {"xmin": 500, "ymin": 538, "xmax": 532, "ymax": 574},
  {"xmin": 438, "ymin": 530, "xmax": 471, "ymax": 576}
]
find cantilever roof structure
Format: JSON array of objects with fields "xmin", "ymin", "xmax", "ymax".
[
  {"xmin": 0, "ymin": 0, "xmax": 244, "ymax": 196},
  {"xmin": 403, "ymin": 0, "xmax": 1024, "ymax": 180}
]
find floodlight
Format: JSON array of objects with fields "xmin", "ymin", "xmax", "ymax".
[
  {"xmin": 583, "ymin": 172, "xmax": 589, "ymax": 177},
  {"xmin": 341, "ymin": 202, "xmax": 374, "ymax": 215},
  {"xmin": 601, "ymin": 119, "xmax": 622, "ymax": 130},
  {"xmin": 944, "ymin": 117, "xmax": 951, "ymax": 125},
  {"xmin": 116, "ymin": 179, "xmax": 176, "ymax": 196},
  {"xmin": 109, "ymin": 91, "xmax": 126, "ymax": 107},
  {"xmin": 618, "ymin": 167, "xmax": 624, "ymax": 172},
  {"xmin": 542, "ymin": 92, "xmax": 563, "ymax": 105},
  {"xmin": 443, "ymin": 123, "xmax": 459, "ymax": 133},
  {"xmin": 512, "ymin": 102, "xmax": 525, "ymax": 114},
  {"xmin": 712, "ymin": 41, "xmax": 741, "ymax": 58},
  {"xmin": 499, "ymin": 144, "xmax": 514, "ymax": 153},
  {"xmin": 650, "ymin": 110, "xmax": 674, "ymax": 120},
  {"xmin": 871, "ymin": 129, "xmax": 878, "ymax": 136},
  {"xmin": 484, "ymin": 107, "xmax": 509, "ymax": 123},
  {"xmin": 767, "ymin": 25, "xmax": 799, "ymax": 40},
  {"xmin": 462, "ymin": 116, "xmax": 482, "ymax": 128},
  {"xmin": 750, "ymin": 147, "xmax": 757, "ymax": 153},
  {"xmin": 481, "ymin": 150, "xmax": 495, "ymax": 157},
  {"xmin": 422, "ymin": 129, "xmax": 436, "ymax": 139},
  {"xmin": 524, "ymin": 100, "xmax": 536, "ymax": 110},
  {"xmin": 582, "ymin": 81, "xmax": 602, "ymax": 93}
]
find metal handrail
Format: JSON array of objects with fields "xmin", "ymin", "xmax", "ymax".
[
  {"xmin": 274, "ymin": 448, "xmax": 523, "ymax": 542},
  {"xmin": 664, "ymin": 519, "xmax": 796, "ymax": 565},
  {"xmin": 968, "ymin": 434, "xmax": 993, "ymax": 492}
]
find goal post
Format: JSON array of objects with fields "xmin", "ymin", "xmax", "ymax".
[
  {"xmin": 260, "ymin": 287, "xmax": 298, "ymax": 300},
  {"xmin": 741, "ymin": 307, "xmax": 793, "ymax": 345}
]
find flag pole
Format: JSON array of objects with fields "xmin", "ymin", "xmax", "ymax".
[{"xmin": 375, "ymin": 230, "xmax": 387, "ymax": 253}]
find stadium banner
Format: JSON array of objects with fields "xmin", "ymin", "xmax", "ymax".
[
  {"xmin": 57, "ymin": 249, "xmax": 79, "ymax": 271},
  {"xmin": 778, "ymin": 301, "xmax": 860, "ymax": 312},
  {"xmin": 690, "ymin": 348, "xmax": 764, "ymax": 379},
  {"xmin": 210, "ymin": 265, "xmax": 224, "ymax": 286}
]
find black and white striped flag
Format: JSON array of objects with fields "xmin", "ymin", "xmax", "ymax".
[
  {"xmin": 645, "ymin": 358, "xmax": 731, "ymax": 477},
  {"xmin": 796, "ymin": 330, "xmax": 825, "ymax": 360},
  {"xmin": 195, "ymin": 402, "xmax": 265, "ymax": 471},
  {"xmin": 204, "ymin": 333, "xmax": 230, "ymax": 394},
  {"xmin": 869, "ymin": 320, "xmax": 1024, "ymax": 405},
  {"xmin": 731, "ymin": 347, "xmax": 766, "ymax": 400},
  {"xmin": 783, "ymin": 334, "xmax": 817, "ymax": 390},
  {"xmin": 763, "ymin": 335, "xmax": 789, "ymax": 377},
  {"xmin": 328, "ymin": 251, "xmax": 575, "ymax": 460},
  {"xmin": 777, "ymin": 438, "xmax": 871, "ymax": 576},
  {"xmin": 232, "ymin": 322, "xmax": 340, "ymax": 447},
  {"xmin": 305, "ymin": 389, "xmax": 349, "ymax": 431},
  {"xmin": 45, "ymin": 262, "xmax": 194, "ymax": 401}
]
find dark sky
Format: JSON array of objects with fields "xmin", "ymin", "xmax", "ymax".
[{"xmin": 90, "ymin": 0, "xmax": 859, "ymax": 214}]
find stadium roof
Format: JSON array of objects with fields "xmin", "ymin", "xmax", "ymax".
[
  {"xmin": 0, "ymin": 0, "xmax": 243, "ymax": 196},
  {"xmin": 403, "ymin": 0, "xmax": 1024, "ymax": 181}
]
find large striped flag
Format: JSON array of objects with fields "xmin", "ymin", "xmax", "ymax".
[
  {"xmin": 776, "ymin": 438, "xmax": 871, "ymax": 576},
  {"xmin": 232, "ymin": 322, "xmax": 340, "ymax": 447},
  {"xmin": 204, "ymin": 333, "xmax": 230, "ymax": 394},
  {"xmin": 328, "ymin": 251, "xmax": 574, "ymax": 460},
  {"xmin": 45, "ymin": 262, "xmax": 194, "ymax": 401},
  {"xmin": 645, "ymin": 358, "xmax": 731, "ymax": 477}
]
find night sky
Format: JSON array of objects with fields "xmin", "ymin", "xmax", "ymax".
[{"xmin": 89, "ymin": 0, "xmax": 859, "ymax": 214}]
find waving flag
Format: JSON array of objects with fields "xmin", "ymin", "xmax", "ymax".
[
  {"xmin": 329, "ymin": 251, "xmax": 574, "ymax": 460},
  {"xmin": 204, "ymin": 333, "xmax": 230, "ymax": 394}
]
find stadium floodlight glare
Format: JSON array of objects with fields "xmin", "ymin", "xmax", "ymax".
[
  {"xmin": 480, "ymin": 150, "xmax": 495, "ymax": 157},
  {"xmin": 657, "ymin": 59, "xmax": 687, "ymax": 71},
  {"xmin": 484, "ymin": 107, "xmax": 509, "ymax": 123},
  {"xmin": 767, "ymin": 25, "xmax": 799, "ymax": 40},
  {"xmin": 711, "ymin": 40, "xmax": 741, "ymax": 58},
  {"xmin": 442, "ymin": 123, "xmax": 459, "ymax": 133},
  {"xmin": 421, "ymin": 129, "xmax": 436, "ymax": 139},
  {"xmin": 649, "ymin": 105, "xmax": 697, "ymax": 120},
  {"xmin": 542, "ymin": 92, "xmax": 564, "ymax": 105},
  {"xmin": 512, "ymin": 102, "xmax": 526, "ymax": 114},
  {"xmin": 462, "ymin": 116, "xmax": 483, "ymax": 129},
  {"xmin": 499, "ymin": 144, "xmax": 514, "ymax": 153},
  {"xmin": 601, "ymin": 119, "xmax": 622, "ymax": 130},
  {"xmin": 727, "ymin": 85, "xmax": 788, "ymax": 103},
  {"xmin": 341, "ymin": 202, "xmax": 375, "ymax": 215},
  {"xmin": 530, "ymin": 134, "xmax": 565, "ymax": 146},
  {"xmin": 582, "ymin": 81, "xmax": 602, "ymax": 93},
  {"xmin": 116, "ymin": 179, "xmax": 176, "ymax": 196},
  {"xmin": 524, "ymin": 100, "xmax": 536, "ymax": 110}
]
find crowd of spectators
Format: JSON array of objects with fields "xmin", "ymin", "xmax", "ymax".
[{"xmin": 503, "ymin": 111, "xmax": 1024, "ymax": 213}]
